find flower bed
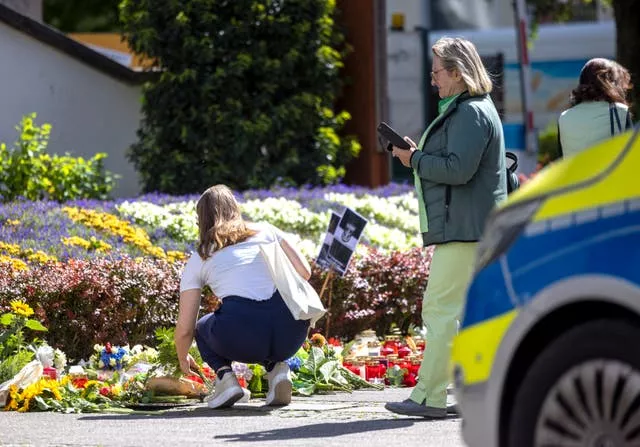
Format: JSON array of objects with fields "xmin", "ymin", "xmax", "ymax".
[
  {"xmin": 0, "ymin": 183, "xmax": 430, "ymax": 356},
  {"xmin": 1, "ymin": 302, "xmax": 383, "ymax": 413}
]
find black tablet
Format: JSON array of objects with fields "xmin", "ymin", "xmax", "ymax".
[{"xmin": 377, "ymin": 122, "xmax": 411, "ymax": 150}]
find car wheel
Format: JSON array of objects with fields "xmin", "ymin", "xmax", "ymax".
[{"xmin": 507, "ymin": 319, "xmax": 640, "ymax": 447}]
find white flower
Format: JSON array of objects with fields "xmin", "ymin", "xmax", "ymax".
[
  {"xmin": 36, "ymin": 345, "xmax": 55, "ymax": 368},
  {"xmin": 109, "ymin": 358, "xmax": 117, "ymax": 367},
  {"xmin": 130, "ymin": 345, "xmax": 143, "ymax": 355},
  {"xmin": 53, "ymin": 349, "xmax": 67, "ymax": 370},
  {"xmin": 98, "ymin": 360, "xmax": 105, "ymax": 368}
]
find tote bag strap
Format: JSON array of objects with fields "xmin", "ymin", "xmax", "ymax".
[
  {"xmin": 610, "ymin": 103, "xmax": 623, "ymax": 136},
  {"xmin": 625, "ymin": 109, "xmax": 633, "ymax": 130}
]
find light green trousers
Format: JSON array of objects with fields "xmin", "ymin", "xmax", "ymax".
[{"xmin": 410, "ymin": 242, "xmax": 478, "ymax": 408}]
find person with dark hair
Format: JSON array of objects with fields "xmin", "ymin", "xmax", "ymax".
[
  {"xmin": 175, "ymin": 184, "xmax": 311, "ymax": 409},
  {"xmin": 558, "ymin": 58, "xmax": 634, "ymax": 157}
]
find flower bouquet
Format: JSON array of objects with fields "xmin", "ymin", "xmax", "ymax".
[
  {"xmin": 141, "ymin": 327, "xmax": 210, "ymax": 402},
  {"xmin": 90, "ymin": 343, "xmax": 131, "ymax": 372}
]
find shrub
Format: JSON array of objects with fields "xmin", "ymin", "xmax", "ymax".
[
  {"xmin": 309, "ymin": 247, "xmax": 431, "ymax": 339},
  {"xmin": 120, "ymin": 0, "xmax": 361, "ymax": 194},
  {"xmin": 0, "ymin": 246, "xmax": 431, "ymax": 357},
  {"xmin": 0, "ymin": 114, "xmax": 118, "ymax": 203},
  {"xmin": 0, "ymin": 258, "xmax": 182, "ymax": 360},
  {"xmin": 537, "ymin": 122, "xmax": 561, "ymax": 167}
]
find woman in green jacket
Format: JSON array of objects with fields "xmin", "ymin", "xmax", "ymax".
[{"xmin": 386, "ymin": 37, "xmax": 507, "ymax": 419}]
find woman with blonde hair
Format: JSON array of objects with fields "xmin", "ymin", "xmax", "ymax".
[
  {"xmin": 386, "ymin": 37, "xmax": 507, "ymax": 419},
  {"xmin": 558, "ymin": 58, "xmax": 633, "ymax": 157},
  {"xmin": 175, "ymin": 184, "xmax": 311, "ymax": 409}
]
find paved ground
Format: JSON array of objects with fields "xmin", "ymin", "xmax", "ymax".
[{"xmin": 0, "ymin": 388, "xmax": 466, "ymax": 447}]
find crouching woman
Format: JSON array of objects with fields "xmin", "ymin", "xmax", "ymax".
[{"xmin": 175, "ymin": 184, "xmax": 311, "ymax": 409}]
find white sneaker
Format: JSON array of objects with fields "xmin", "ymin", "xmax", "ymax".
[
  {"xmin": 238, "ymin": 387, "xmax": 251, "ymax": 403},
  {"xmin": 206, "ymin": 373, "xmax": 244, "ymax": 409},
  {"xmin": 265, "ymin": 362, "xmax": 292, "ymax": 406}
]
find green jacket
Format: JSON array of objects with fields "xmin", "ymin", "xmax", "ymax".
[{"xmin": 410, "ymin": 92, "xmax": 507, "ymax": 247}]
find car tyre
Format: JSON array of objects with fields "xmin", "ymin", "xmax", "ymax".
[{"xmin": 507, "ymin": 319, "xmax": 640, "ymax": 447}]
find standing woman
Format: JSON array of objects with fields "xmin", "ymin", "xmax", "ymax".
[
  {"xmin": 558, "ymin": 58, "xmax": 633, "ymax": 157},
  {"xmin": 176, "ymin": 185, "xmax": 311, "ymax": 409},
  {"xmin": 385, "ymin": 37, "xmax": 507, "ymax": 419}
]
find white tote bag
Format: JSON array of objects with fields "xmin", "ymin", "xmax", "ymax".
[{"xmin": 259, "ymin": 240, "xmax": 326, "ymax": 327}]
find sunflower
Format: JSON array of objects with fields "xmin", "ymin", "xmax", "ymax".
[{"xmin": 10, "ymin": 300, "xmax": 34, "ymax": 318}]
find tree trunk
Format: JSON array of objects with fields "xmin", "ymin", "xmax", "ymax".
[{"xmin": 613, "ymin": 0, "xmax": 640, "ymax": 118}]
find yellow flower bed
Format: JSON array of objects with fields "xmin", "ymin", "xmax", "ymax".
[
  {"xmin": 0, "ymin": 255, "xmax": 28, "ymax": 271},
  {"xmin": 62, "ymin": 236, "xmax": 112, "ymax": 253},
  {"xmin": 0, "ymin": 242, "xmax": 57, "ymax": 265},
  {"xmin": 62, "ymin": 207, "xmax": 186, "ymax": 263}
]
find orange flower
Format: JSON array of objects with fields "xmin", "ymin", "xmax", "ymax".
[{"xmin": 310, "ymin": 333, "xmax": 326, "ymax": 347}]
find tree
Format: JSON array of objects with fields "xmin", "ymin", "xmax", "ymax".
[
  {"xmin": 43, "ymin": 0, "xmax": 121, "ymax": 32},
  {"xmin": 119, "ymin": 0, "xmax": 361, "ymax": 194},
  {"xmin": 611, "ymin": 0, "xmax": 639, "ymax": 117},
  {"xmin": 527, "ymin": 0, "xmax": 639, "ymax": 117}
]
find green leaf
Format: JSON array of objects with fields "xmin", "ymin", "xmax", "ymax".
[
  {"xmin": 34, "ymin": 396, "xmax": 50, "ymax": 411},
  {"xmin": 24, "ymin": 319, "xmax": 47, "ymax": 331},
  {"xmin": 318, "ymin": 360, "xmax": 339, "ymax": 384},
  {"xmin": 295, "ymin": 383, "xmax": 316, "ymax": 396},
  {"xmin": 0, "ymin": 313, "xmax": 15, "ymax": 326},
  {"xmin": 304, "ymin": 347, "xmax": 325, "ymax": 378}
]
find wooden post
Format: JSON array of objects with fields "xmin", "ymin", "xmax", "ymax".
[{"xmin": 318, "ymin": 269, "xmax": 336, "ymax": 337}]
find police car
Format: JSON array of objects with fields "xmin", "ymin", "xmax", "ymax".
[{"xmin": 452, "ymin": 125, "xmax": 640, "ymax": 447}]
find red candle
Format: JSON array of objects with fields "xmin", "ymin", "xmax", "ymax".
[
  {"xmin": 398, "ymin": 346, "xmax": 412, "ymax": 358},
  {"xmin": 380, "ymin": 346, "xmax": 395, "ymax": 357},
  {"xmin": 365, "ymin": 361, "xmax": 381, "ymax": 381},
  {"xmin": 383, "ymin": 336, "xmax": 399, "ymax": 354},
  {"xmin": 410, "ymin": 360, "xmax": 421, "ymax": 376},
  {"xmin": 43, "ymin": 367, "xmax": 57, "ymax": 380}
]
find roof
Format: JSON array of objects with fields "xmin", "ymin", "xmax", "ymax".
[{"xmin": 0, "ymin": 3, "xmax": 155, "ymax": 85}]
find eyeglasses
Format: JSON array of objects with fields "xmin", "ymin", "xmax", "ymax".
[{"xmin": 431, "ymin": 68, "xmax": 446, "ymax": 79}]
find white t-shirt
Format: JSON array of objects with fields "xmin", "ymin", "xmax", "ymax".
[
  {"xmin": 559, "ymin": 101, "xmax": 630, "ymax": 157},
  {"xmin": 179, "ymin": 222, "xmax": 287, "ymax": 301}
]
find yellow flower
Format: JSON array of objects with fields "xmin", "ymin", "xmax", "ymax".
[
  {"xmin": 62, "ymin": 236, "xmax": 90, "ymax": 250},
  {"xmin": 167, "ymin": 250, "xmax": 187, "ymax": 263},
  {"xmin": 0, "ymin": 241, "xmax": 21, "ymax": 255},
  {"xmin": 43, "ymin": 380, "xmax": 62, "ymax": 401},
  {"xmin": 0, "ymin": 255, "xmax": 28, "ymax": 271},
  {"xmin": 18, "ymin": 398, "xmax": 30, "ymax": 412},
  {"xmin": 62, "ymin": 207, "xmax": 167, "ymax": 259},
  {"xmin": 5, "ymin": 385, "xmax": 20, "ymax": 411},
  {"xmin": 26, "ymin": 251, "xmax": 57, "ymax": 264},
  {"xmin": 10, "ymin": 300, "xmax": 34, "ymax": 317}
]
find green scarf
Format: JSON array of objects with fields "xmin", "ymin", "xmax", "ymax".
[{"xmin": 413, "ymin": 93, "xmax": 461, "ymax": 233}]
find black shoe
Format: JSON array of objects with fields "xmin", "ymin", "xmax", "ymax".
[
  {"xmin": 446, "ymin": 403, "xmax": 459, "ymax": 415},
  {"xmin": 384, "ymin": 399, "xmax": 447, "ymax": 419}
]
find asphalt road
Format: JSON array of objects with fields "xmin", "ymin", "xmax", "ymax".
[{"xmin": 0, "ymin": 388, "xmax": 466, "ymax": 447}]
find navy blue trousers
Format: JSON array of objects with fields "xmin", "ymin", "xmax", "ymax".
[{"xmin": 194, "ymin": 290, "xmax": 309, "ymax": 372}]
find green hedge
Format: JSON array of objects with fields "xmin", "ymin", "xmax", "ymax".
[{"xmin": 120, "ymin": 0, "xmax": 361, "ymax": 193}]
